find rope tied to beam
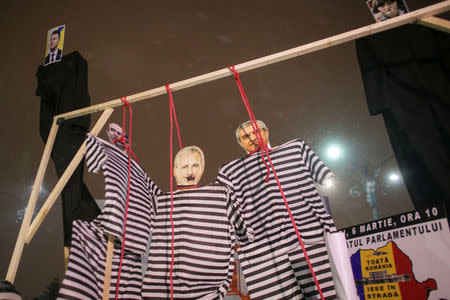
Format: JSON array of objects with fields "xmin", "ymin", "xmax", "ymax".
[
  {"xmin": 111, "ymin": 96, "xmax": 140, "ymax": 299},
  {"xmin": 228, "ymin": 65, "xmax": 326, "ymax": 300},
  {"xmin": 228, "ymin": 66, "xmax": 272, "ymax": 182},
  {"xmin": 111, "ymin": 96, "xmax": 140, "ymax": 165},
  {"xmin": 166, "ymin": 84, "xmax": 183, "ymax": 300}
]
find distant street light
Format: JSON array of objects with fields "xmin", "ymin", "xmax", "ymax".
[
  {"xmin": 326, "ymin": 146, "xmax": 399, "ymax": 220},
  {"xmin": 389, "ymin": 173, "xmax": 400, "ymax": 182},
  {"xmin": 327, "ymin": 145, "xmax": 341, "ymax": 160}
]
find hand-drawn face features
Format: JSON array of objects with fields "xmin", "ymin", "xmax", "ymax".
[
  {"xmin": 173, "ymin": 146, "xmax": 205, "ymax": 186},
  {"xmin": 238, "ymin": 124, "xmax": 269, "ymax": 153}
]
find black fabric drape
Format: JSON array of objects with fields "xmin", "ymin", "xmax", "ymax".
[
  {"xmin": 36, "ymin": 51, "xmax": 100, "ymax": 246},
  {"xmin": 356, "ymin": 24, "xmax": 450, "ymax": 211}
]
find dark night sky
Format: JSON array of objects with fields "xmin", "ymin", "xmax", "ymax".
[{"xmin": 0, "ymin": 1, "xmax": 444, "ymax": 298}]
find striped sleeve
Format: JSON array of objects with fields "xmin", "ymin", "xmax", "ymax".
[
  {"xmin": 298, "ymin": 139, "xmax": 334, "ymax": 185},
  {"xmin": 226, "ymin": 187, "xmax": 254, "ymax": 243},
  {"xmin": 216, "ymin": 169, "xmax": 234, "ymax": 187},
  {"xmin": 85, "ymin": 134, "xmax": 157, "ymax": 254},
  {"xmin": 86, "ymin": 134, "xmax": 107, "ymax": 173}
]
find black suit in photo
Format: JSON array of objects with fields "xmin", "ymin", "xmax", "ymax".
[{"xmin": 44, "ymin": 48, "xmax": 62, "ymax": 65}]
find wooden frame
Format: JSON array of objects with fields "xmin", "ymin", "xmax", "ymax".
[
  {"xmin": 417, "ymin": 16, "xmax": 450, "ymax": 33},
  {"xmin": 6, "ymin": 109, "xmax": 113, "ymax": 283},
  {"xmin": 25, "ymin": 109, "xmax": 114, "ymax": 244},
  {"xmin": 102, "ymin": 234, "xmax": 115, "ymax": 300},
  {"xmin": 6, "ymin": 0, "xmax": 449, "ymax": 285}
]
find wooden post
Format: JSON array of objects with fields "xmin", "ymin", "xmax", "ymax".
[
  {"xmin": 102, "ymin": 234, "xmax": 115, "ymax": 300},
  {"xmin": 64, "ymin": 246, "xmax": 70, "ymax": 270},
  {"xmin": 25, "ymin": 108, "xmax": 114, "ymax": 244},
  {"xmin": 6, "ymin": 120, "xmax": 59, "ymax": 283}
]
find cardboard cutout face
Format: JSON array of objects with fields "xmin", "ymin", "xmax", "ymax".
[
  {"xmin": 106, "ymin": 122, "xmax": 128, "ymax": 151},
  {"xmin": 173, "ymin": 146, "xmax": 205, "ymax": 186},
  {"xmin": 44, "ymin": 25, "xmax": 65, "ymax": 66},
  {"xmin": 237, "ymin": 123, "xmax": 269, "ymax": 153},
  {"xmin": 377, "ymin": 0, "xmax": 399, "ymax": 18},
  {"xmin": 106, "ymin": 123, "xmax": 123, "ymax": 142},
  {"xmin": 367, "ymin": 0, "xmax": 409, "ymax": 22}
]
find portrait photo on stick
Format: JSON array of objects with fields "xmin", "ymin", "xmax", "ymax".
[{"xmin": 44, "ymin": 25, "xmax": 66, "ymax": 66}]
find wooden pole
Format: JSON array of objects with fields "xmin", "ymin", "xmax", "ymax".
[
  {"xmin": 6, "ymin": 120, "xmax": 59, "ymax": 283},
  {"xmin": 25, "ymin": 108, "xmax": 114, "ymax": 244},
  {"xmin": 102, "ymin": 234, "xmax": 115, "ymax": 300},
  {"xmin": 417, "ymin": 16, "xmax": 450, "ymax": 33},
  {"xmin": 53, "ymin": 1, "xmax": 449, "ymax": 122}
]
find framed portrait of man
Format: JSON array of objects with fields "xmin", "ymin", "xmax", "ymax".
[
  {"xmin": 366, "ymin": 0, "xmax": 409, "ymax": 22},
  {"xmin": 44, "ymin": 25, "xmax": 66, "ymax": 66}
]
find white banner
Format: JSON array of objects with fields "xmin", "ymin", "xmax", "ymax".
[{"xmin": 342, "ymin": 205, "xmax": 450, "ymax": 300}]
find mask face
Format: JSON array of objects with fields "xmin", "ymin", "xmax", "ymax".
[
  {"xmin": 378, "ymin": 1, "xmax": 399, "ymax": 18},
  {"xmin": 107, "ymin": 123, "xmax": 123, "ymax": 142},
  {"xmin": 173, "ymin": 147, "xmax": 205, "ymax": 186},
  {"xmin": 49, "ymin": 33, "xmax": 60, "ymax": 51},
  {"xmin": 238, "ymin": 124, "xmax": 269, "ymax": 153}
]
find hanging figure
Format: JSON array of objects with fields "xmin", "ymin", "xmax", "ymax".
[
  {"xmin": 106, "ymin": 122, "xmax": 129, "ymax": 152},
  {"xmin": 216, "ymin": 120, "xmax": 337, "ymax": 300},
  {"xmin": 58, "ymin": 134, "xmax": 159, "ymax": 299},
  {"xmin": 142, "ymin": 146, "xmax": 254, "ymax": 299},
  {"xmin": 36, "ymin": 51, "xmax": 100, "ymax": 251}
]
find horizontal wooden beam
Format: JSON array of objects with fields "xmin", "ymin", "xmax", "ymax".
[
  {"xmin": 417, "ymin": 16, "xmax": 450, "ymax": 33},
  {"xmin": 55, "ymin": 0, "xmax": 450, "ymax": 121}
]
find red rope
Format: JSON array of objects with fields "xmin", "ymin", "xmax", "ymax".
[
  {"xmin": 110, "ymin": 96, "xmax": 137, "ymax": 300},
  {"xmin": 166, "ymin": 84, "xmax": 183, "ymax": 300},
  {"xmin": 111, "ymin": 98, "xmax": 140, "ymax": 165},
  {"xmin": 166, "ymin": 84, "xmax": 183, "ymax": 149},
  {"xmin": 228, "ymin": 66, "xmax": 325, "ymax": 300}
]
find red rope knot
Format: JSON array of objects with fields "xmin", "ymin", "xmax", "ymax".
[
  {"xmin": 228, "ymin": 65, "xmax": 240, "ymax": 80},
  {"xmin": 110, "ymin": 96, "xmax": 141, "ymax": 164},
  {"xmin": 112, "ymin": 135, "xmax": 129, "ymax": 151}
]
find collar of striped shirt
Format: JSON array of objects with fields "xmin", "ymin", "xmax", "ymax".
[{"xmin": 176, "ymin": 184, "xmax": 199, "ymax": 190}]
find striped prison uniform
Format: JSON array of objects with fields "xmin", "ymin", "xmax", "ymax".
[
  {"xmin": 142, "ymin": 184, "xmax": 254, "ymax": 299},
  {"xmin": 216, "ymin": 138, "xmax": 337, "ymax": 300},
  {"xmin": 58, "ymin": 134, "xmax": 160, "ymax": 299}
]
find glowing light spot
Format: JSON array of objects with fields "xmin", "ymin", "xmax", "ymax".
[{"xmin": 327, "ymin": 146, "xmax": 341, "ymax": 160}]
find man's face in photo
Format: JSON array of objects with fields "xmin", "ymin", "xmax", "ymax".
[
  {"xmin": 49, "ymin": 33, "xmax": 60, "ymax": 51},
  {"xmin": 378, "ymin": 1, "xmax": 399, "ymax": 19},
  {"xmin": 174, "ymin": 149, "xmax": 204, "ymax": 186},
  {"xmin": 107, "ymin": 123, "xmax": 122, "ymax": 142},
  {"xmin": 238, "ymin": 124, "xmax": 269, "ymax": 153}
]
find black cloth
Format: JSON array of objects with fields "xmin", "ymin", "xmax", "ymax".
[
  {"xmin": 36, "ymin": 51, "xmax": 100, "ymax": 246},
  {"xmin": 356, "ymin": 24, "xmax": 450, "ymax": 211}
]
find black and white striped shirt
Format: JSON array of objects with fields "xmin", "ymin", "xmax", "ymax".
[
  {"xmin": 142, "ymin": 184, "xmax": 254, "ymax": 299},
  {"xmin": 59, "ymin": 135, "xmax": 158, "ymax": 299},
  {"xmin": 86, "ymin": 134, "xmax": 161, "ymax": 255},
  {"xmin": 216, "ymin": 138, "xmax": 336, "ymax": 266}
]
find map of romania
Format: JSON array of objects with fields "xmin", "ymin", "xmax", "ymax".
[{"xmin": 350, "ymin": 241, "xmax": 437, "ymax": 299}]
